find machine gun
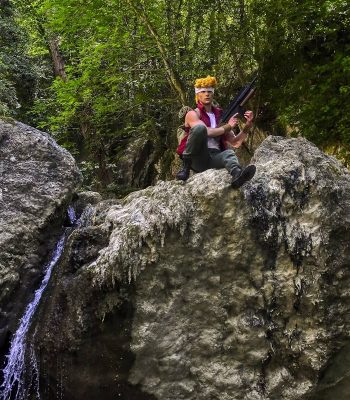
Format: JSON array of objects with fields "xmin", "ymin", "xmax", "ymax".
[{"xmin": 220, "ymin": 75, "xmax": 258, "ymax": 123}]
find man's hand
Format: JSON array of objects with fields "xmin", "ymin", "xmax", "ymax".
[
  {"xmin": 228, "ymin": 113, "xmax": 239, "ymax": 129},
  {"xmin": 225, "ymin": 110, "xmax": 254, "ymax": 148},
  {"xmin": 244, "ymin": 110, "xmax": 254, "ymax": 127}
]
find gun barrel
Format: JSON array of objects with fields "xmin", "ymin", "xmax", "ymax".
[
  {"xmin": 221, "ymin": 75, "xmax": 258, "ymax": 122},
  {"xmin": 240, "ymin": 88, "xmax": 256, "ymax": 107},
  {"xmin": 250, "ymin": 75, "xmax": 258, "ymax": 85}
]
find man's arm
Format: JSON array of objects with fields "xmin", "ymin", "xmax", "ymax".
[
  {"xmin": 185, "ymin": 110, "xmax": 238, "ymax": 137},
  {"xmin": 225, "ymin": 111, "xmax": 254, "ymax": 148}
]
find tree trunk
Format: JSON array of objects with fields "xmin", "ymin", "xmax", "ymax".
[
  {"xmin": 34, "ymin": 17, "xmax": 68, "ymax": 82},
  {"xmin": 239, "ymin": 0, "xmax": 245, "ymax": 25},
  {"xmin": 48, "ymin": 37, "xmax": 67, "ymax": 82}
]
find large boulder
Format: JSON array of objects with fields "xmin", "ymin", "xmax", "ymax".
[
  {"xmin": 0, "ymin": 120, "xmax": 81, "ymax": 350},
  {"xmin": 30, "ymin": 136, "xmax": 350, "ymax": 399}
]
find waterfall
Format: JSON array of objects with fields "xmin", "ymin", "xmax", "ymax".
[{"xmin": 0, "ymin": 206, "xmax": 81, "ymax": 400}]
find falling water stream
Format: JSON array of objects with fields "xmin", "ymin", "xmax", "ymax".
[{"xmin": 0, "ymin": 206, "xmax": 82, "ymax": 400}]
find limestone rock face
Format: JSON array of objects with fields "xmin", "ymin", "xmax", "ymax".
[
  {"xmin": 0, "ymin": 120, "xmax": 81, "ymax": 349},
  {"xmin": 113, "ymin": 136, "xmax": 158, "ymax": 193},
  {"xmin": 31, "ymin": 136, "xmax": 350, "ymax": 399}
]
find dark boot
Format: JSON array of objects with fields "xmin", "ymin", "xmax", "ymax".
[
  {"xmin": 231, "ymin": 164, "xmax": 256, "ymax": 189},
  {"xmin": 176, "ymin": 156, "xmax": 192, "ymax": 181}
]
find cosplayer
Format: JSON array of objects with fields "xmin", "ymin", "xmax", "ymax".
[{"xmin": 176, "ymin": 76, "xmax": 256, "ymax": 188}]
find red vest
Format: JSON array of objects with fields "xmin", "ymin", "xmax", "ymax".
[{"xmin": 176, "ymin": 102, "xmax": 227, "ymax": 155}]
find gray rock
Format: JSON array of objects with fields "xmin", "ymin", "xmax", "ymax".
[
  {"xmin": 73, "ymin": 190, "xmax": 103, "ymax": 216},
  {"xmin": 0, "ymin": 120, "xmax": 81, "ymax": 347},
  {"xmin": 113, "ymin": 136, "xmax": 158, "ymax": 192},
  {"xmin": 31, "ymin": 136, "xmax": 350, "ymax": 399}
]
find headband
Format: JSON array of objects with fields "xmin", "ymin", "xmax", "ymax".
[{"xmin": 195, "ymin": 87, "xmax": 215, "ymax": 94}]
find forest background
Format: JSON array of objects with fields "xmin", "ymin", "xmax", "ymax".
[{"xmin": 1, "ymin": 0, "xmax": 349, "ymax": 195}]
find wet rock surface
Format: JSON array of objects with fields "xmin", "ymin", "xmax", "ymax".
[
  {"xmin": 0, "ymin": 120, "xmax": 81, "ymax": 351},
  {"xmin": 28, "ymin": 137, "xmax": 350, "ymax": 399}
]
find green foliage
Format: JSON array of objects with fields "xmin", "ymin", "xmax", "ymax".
[
  {"xmin": 0, "ymin": 0, "xmax": 40, "ymax": 120},
  {"xmin": 280, "ymin": 1, "xmax": 350, "ymax": 152},
  {"xmin": 231, "ymin": 0, "xmax": 350, "ymax": 163},
  {"xmin": 2, "ymin": 0, "xmax": 349, "ymax": 189}
]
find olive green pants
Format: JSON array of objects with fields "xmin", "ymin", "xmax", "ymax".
[{"xmin": 182, "ymin": 124, "xmax": 240, "ymax": 174}]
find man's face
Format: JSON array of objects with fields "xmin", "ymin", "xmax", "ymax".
[{"xmin": 197, "ymin": 90, "xmax": 214, "ymax": 105}]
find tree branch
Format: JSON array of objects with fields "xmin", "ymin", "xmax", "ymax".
[{"xmin": 126, "ymin": 0, "xmax": 187, "ymax": 105}]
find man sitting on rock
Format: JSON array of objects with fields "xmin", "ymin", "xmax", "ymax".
[{"xmin": 176, "ymin": 76, "xmax": 256, "ymax": 188}]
